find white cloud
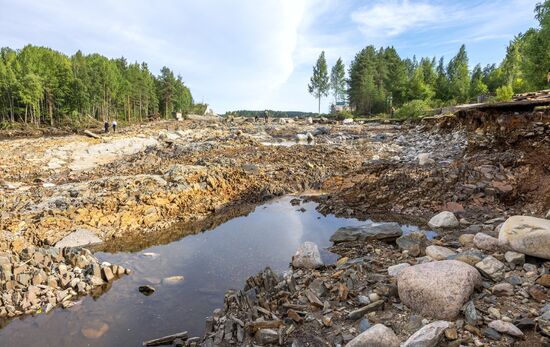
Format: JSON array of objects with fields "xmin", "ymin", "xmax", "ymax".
[{"xmin": 351, "ymin": 0, "xmax": 443, "ymax": 37}]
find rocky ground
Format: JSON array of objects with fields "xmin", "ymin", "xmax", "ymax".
[{"xmin": 1, "ymin": 107, "xmax": 550, "ymax": 345}]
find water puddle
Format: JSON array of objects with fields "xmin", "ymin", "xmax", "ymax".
[{"xmin": 0, "ymin": 196, "xmax": 433, "ymax": 347}]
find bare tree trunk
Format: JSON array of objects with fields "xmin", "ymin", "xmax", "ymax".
[{"xmin": 318, "ymin": 95, "xmax": 321, "ymax": 116}]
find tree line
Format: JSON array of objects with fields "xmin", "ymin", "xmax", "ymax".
[
  {"xmin": 309, "ymin": 0, "xmax": 550, "ymax": 116},
  {"xmin": 0, "ymin": 45, "xmax": 194, "ymax": 127}
]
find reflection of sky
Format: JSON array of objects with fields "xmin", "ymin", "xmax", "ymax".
[{"xmin": 0, "ymin": 197, "xmax": 430, "ymax": 347}]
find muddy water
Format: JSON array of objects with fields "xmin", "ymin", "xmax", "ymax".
[{"xmin": 0, "ymin": 197, "xmax": 432, "ymax": 347}]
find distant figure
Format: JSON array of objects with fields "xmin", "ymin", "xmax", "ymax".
[
  {"xmin": 112, "ymin": 120, "xmax": 117, "ymax": 133},
  {"xmin": 390, "ymin": 106, "xmax": 396, "ymax": 117},
  {"xmin": 254, "ymin": 115, "xmax": 259, "ymax": 123},
  {"xmin": 264, "ymin": 110, "xmax": 269, "ymax": 123},
  {"xmin": 547, "ymin": 67, "xmax": 550, "ymax": 87},
  {"xmin": 104, "ymin": 121, "xmax": 109, "ymax": 134}
]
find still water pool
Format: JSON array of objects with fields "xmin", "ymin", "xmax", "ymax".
[{"xmin": 0, "ymin": 196, "xmax": 431, "ymax": 347}]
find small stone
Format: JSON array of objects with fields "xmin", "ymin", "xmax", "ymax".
[
  {"xmin": 81, "ymin": 320, "xmax": 109, "ymax": 339},
  {"xmin": 488, "ymin": 307, "xmax": 501, "ymax": 319},
  {"xmin": 291, "ymin": 242, "xmax": 323, "ymax": 269},
  {"xmin": 358, "ymin": 318, "xmax": 371, "ymax": 333},
  {"xmin": 463, "ymin": 301, "xmax": 478, "ymax": 325},
  {"xmin": 101, "ymin": 267, "xmax": 114, "ymax": 282},
  {"xmin": 428, "ymin": 211, "xmax": 459, "ymax": 229},
  {"xmin": 402, "ymin": 321, "xmax": 450, "ymax": 347},
  {"xmin": 347, "ymin": 300, "xmax": 384, "ymax": 320},
  {"xmin": 138, "ymin": 285, "xmax": 155, "ymax": 296},
  {"xmin": 488, "ymin": 320, "xmax": 524, "ymax": 337},
  {"xmin": 458, "ymin": 234, "xmax": 475, "ymax": 247},
  {"xmin": 255, "ymin": 329, "xmax": 278, "ymax": 345},
  {"xmin": 161, "ymin": 275, "xmax": 184, "ymax": 285},
  {"xmin": 357, "ymin": 295, "xmax": 370, "ymax": 305},
  {"xmin": 473, "ymin": 233, "xmax": 499, "ymax": 251},
  {"xmin": 504, "ymin": 251, "xmax": 525, "ymax": 265},
  {"xmin": 396, "ymin": 232, "xmax": 428, "ymax": 257},
  {"xmin": 536, "ymin": 274, "xmax": 550, "ymax": 288},
  {"xmin": 492, "ymin": 283, "xmax": 514, "ymax": 296},
  {"xmin": 345, "ymin": 324, "xmax": 400, "ymax": 347},
  {"xmin": 475, "ymin": 256, "xmax": 505, "ymax": 281},
  {"xmin": 444, "ymin": 327, "xmax": 458, "ymax": 340},
  {"xmin": 483, "ymin": 327, "xmax": 502, "ymax": 340},
  {"xmin": 425, "ymin": 245, "xmax": 456, "ymax": 260}
]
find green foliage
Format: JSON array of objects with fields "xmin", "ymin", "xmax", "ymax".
[
  {"xmin": 330, "ymin": 58, "xmax": 346, "ymax": 104},
  {"xmin": 395, "ymin": 100, "xmax": 431, "ymax": 119},
  {"xmin": 0, "ymin": 45, "xmax": 193, "ymax": 126},
  {"xmin": 495, "ymin": 85, "xmax": 514, "ymax": 101},
  {"xmin": 309, "ymin": 51, "xmax": 330, "ymax": 115},
  {"xmin": 334, "ymin": 110, "xmax": 353, "ymax": 120}
]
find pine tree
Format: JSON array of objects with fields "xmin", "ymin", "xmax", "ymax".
[{"xmin": 330, "ymin": 57, "xmax": 346, "ymax": 104}]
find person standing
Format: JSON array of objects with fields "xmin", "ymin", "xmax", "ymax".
[
  {"xmin": 104, "ymin": 120, "xmax": 109, "ymax": 133},
  {"xmin": 112, "ymin": 119, "xmax": 117, "ymax": 133}
]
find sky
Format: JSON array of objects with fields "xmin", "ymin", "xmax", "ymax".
[{"xmin": 0, "ymin": 0, "xmax": 541, "ymax": 113}]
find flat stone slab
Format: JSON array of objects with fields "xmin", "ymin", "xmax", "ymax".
[
  {"xmin": 55, "ymin": 229, "xmax": 102, "ymax": 248},
  {"xmin": 330, "ymin": 222, "xmax": 402, "ymax": 243}
]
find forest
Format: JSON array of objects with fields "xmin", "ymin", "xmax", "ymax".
[
  {"xmin": 0, "ymin": 45, "xmax": 193, "ymax": 127},
  {"xmin": 309, "ymin": 0, "xmax": 550, "ymax": 116}
]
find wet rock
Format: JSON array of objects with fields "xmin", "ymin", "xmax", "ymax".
[
  {"xmin": 402, "ymin": 321, "xmax": 450, "ymax": 347},
  {"xmin": 397, "ymin": 260, "xmax": 482, "ymax": 320},
  {"xmin": 488, "ymin": 320, "xmax": 524, "ymax": 337},
  {"xmin": 161, "ymin": 275, "xmax": 185, "ymax": 285},
  {"xmin": 345, "ymin": 324, "xmax": 400, "ymax": 347},
  {"xmin": 55, "ymin": 229, "xmax": 102, "ymax": 248},
  {"xmin": 425, "ymin": 245, "xmax": 456, "ymax": 260},
  {"xmin": 428, "ymin": 211, "xmax": 459, "ymax": 229},
  {"xmin": 504, "ymin": 251, "xmax": 525, "ymax": 266},
  {"xmin": 388, "ymin": 263, "xmax": 411, "ymax": 277},
  {"xmin": 499, "ymin": 216, "xmax": 550, "ymax": 259},
  {"xmin": 139, "ymin": 285, "xmax": 155, "ymax": 296},
  {"xmin": 81, "ymin": 320, "xmax": 109, "ymax": 339},
  {"xmin": 475, "ymin": 256, "xmax": 506, "ymax": 281},
  {"xmin": 330, "ymin": 223, "xmax": 402, "ymax": 243},
  {"xmin": 396, "ymin": 232, "xmax": 428, "ymax": 257},
  {"xmin": 473, "ymin": 232, "xmax": 499, "ymax": 251},
  {"xmin": 291, "ymin": 242, "xmax": 323, "ymax": 269}
]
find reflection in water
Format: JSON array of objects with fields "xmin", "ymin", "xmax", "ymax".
[{"xmin": 0, "ymin": 197, "xmax": 432, "ymax": 347}]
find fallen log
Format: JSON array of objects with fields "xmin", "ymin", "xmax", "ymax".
[
  {"xmin": 143, "ymin": 331, "xmax": 188, "ymax": 346},
  {"xmin": 83, "ymin": 130, "xmax": 101, "ymax": 139}
]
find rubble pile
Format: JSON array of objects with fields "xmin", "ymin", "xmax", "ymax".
[
  {"xmin": 188, "ymin": 213, "xmax": 550, "ymax": 346},
  {"xmin": 0, "ymin": 246, "xmax": 128, "ymax": 318}
]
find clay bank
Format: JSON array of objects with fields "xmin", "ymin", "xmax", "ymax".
[{"xmin": 0, "ymin": 107, "xmax": 549, "ymax": 346}]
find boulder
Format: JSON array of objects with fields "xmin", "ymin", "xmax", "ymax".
[
  {"xmin": 291, "ymin": 242, "xmax": 323, "ymax": 269},
  {"xmin": 345, "ymin": 324, "xmax": 400, "ymax": 347},
  {"xmin": 396, "ymin": 232, "xmax": 428, "ymax": 257},
  {"xmin": 473, "ymin": 233, "xmax": 499, "ymax": 251},
  {"xmin": 402, "ymin": 321, "xmax": 450, "ymax": 347},
  {"xmin": 397, "ymin": 260, "xmax": 482, "ymax": 320},
  {"xmin": 425, "ymin": 245, "xmax": 456, "ymax": 261},
  {"xmin": 428, "ymin": 211, "xmax": 459, "ymax": 229},
  {"xmin": 55, "ymin": 229, "xmax": 102, "ymax": 248},
  {"xmin": 499, "ymin": 216, "xmax": 550, "ymax": 259},
  {"xmin": 330, "ymin": 223, "xmax": 402, "ymax": 243}
]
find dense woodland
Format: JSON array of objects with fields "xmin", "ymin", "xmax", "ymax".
[
  {"xmin": 309, "ymin": 0, "xmax": 550, "ymax": 116},
  {"xmin": 0, "ymin": 45, "xmax": 193, "ymax": 127}
]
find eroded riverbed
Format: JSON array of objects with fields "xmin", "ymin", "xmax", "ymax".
[{"xmin": 0, "ymin": 196, "xmax": 431, "ymax": 346}]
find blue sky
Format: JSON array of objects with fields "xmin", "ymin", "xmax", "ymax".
[{"xmin": 0, "ymin": 0, "xmax": 541, "ymax": 113}]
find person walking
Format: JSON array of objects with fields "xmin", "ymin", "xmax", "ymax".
[
  {"xmin": 104, "ymin": 120, "xmax": 109, "ymax": 134},
  {"xmin": 112, "ymin": 119, "xmax": 117, "ymax": 133}
]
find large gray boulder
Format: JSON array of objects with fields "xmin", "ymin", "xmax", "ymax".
[
  {"xmin": 330, "ymin": 223, "xmax": 402, "ymax": 243},
  {"xmin": 428, "ymin": 211, "xmax": 459, "ymax": 229},
  {"xmin": 498, "ymin": 216, "xmax": 550, "ymax": 259},
  {"xmin": 291, "ymin": 242, "xmax": 323, "ymax": 269},
  {"xmin": 397, "ymin": 260, "xmax": 482, "ymax": 320},
  {"xmin": 345, "ymin": 324, "xmax": 400, "ymax": 347},
  {"xmin": 402, "ymin": 321, "xmax": 450, "ymax": 347}
]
